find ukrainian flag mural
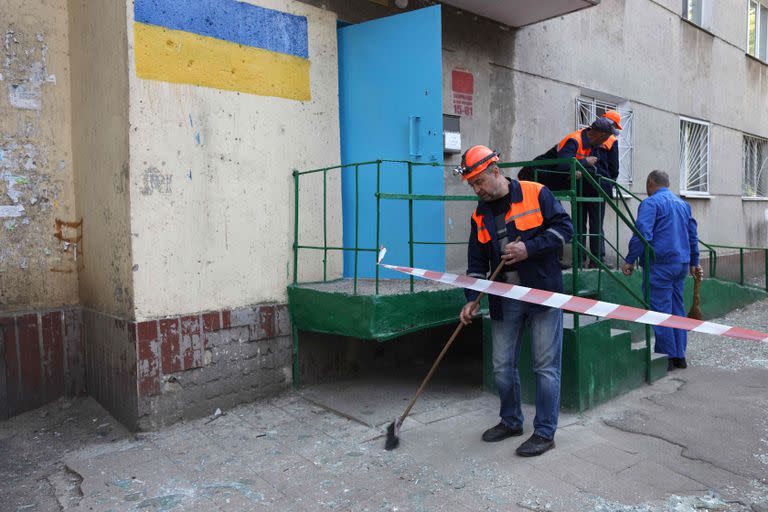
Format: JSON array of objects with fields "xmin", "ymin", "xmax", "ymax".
[{"xmin": 133, "ymin": 0, "xmax": 310, "ymax": 101}]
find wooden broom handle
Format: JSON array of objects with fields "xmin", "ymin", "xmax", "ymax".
[{"xmin": 398, "ymin": 259, "xmax": 507, "ymax": 423}]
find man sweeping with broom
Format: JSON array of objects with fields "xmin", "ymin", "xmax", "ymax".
[{"xmin": 457, "ymin": 145, "xmax": 573, "ymax": 457}]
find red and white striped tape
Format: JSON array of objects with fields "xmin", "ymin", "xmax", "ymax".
[{"xmin": 376, "ymin": 248, "xmax": 768, "ymax": 343}]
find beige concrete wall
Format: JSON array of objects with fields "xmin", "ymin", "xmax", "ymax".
[
  {"xmin": 69, "ymin": 0, "xmax": 133, "ymax": 318},
  {"xmin": 126, "ymin": 0, "xmax": 341, "ymax": 319},
  {"xmin": 0, "ymin": 0, "xmax": 78, "ymax": 310},
  {"xmin": 440, "ymin": 9, "xmax": 517, "ymax": 273}
]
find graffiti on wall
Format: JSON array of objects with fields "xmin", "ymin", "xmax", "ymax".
[{"xmin": 133, "ymin": 0, "xmax": 310, "ymax": 101}]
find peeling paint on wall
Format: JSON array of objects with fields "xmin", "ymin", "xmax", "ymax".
[
  {"xmin": 4, "ymin": 29, "xmax": 56, "ymax": 110},
  {"xmin": 0, "ymin": 204, "xmax": 24, "ymax": 218},
  {"xmin": 1, "ymin": 13, "xmax": 77, "ymax": 309}
]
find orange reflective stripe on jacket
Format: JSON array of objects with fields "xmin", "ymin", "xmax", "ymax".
[
  {"xmin": 505, "ymin": 181, "xmax": 544, "ymax": 231},
  {"xmin": 471, "ymin": 181, "xmax": 545, "ymax": 244},
  {"xmin": 601, "ymin": 134, "xmax": 617, "ymax": 150},
  {"xmin": 472, "ymin": 209, "xmax": 491, "ymax": 244},
  {"xmin": 557, "ymin": 129, "xmax": 592, "ymax": 159}
]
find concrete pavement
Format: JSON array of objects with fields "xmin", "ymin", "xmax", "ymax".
[{"xmin": 2, "ymin": 300, "xmax": 768, "ymax": 511}]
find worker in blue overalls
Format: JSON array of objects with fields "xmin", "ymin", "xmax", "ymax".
[{"xmin": 622, "ymin": 171, "xmax": 702, "ymax": 370}]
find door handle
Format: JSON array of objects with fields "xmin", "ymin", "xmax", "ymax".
[{"xmin": 409, "ymin": 115, "xmax": 421, "ymax": 158}]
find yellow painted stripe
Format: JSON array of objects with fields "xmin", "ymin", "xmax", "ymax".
[{"xmin": 134, "ymin": 22, "xmax": 310, "ymax": 101}]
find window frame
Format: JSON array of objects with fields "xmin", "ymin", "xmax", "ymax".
[
  {"xmin": 747, "ymin": 0, "xmax": 768, "ymax": 62},
  {"xmin": 679, "ymin": 116, "xmax": 711, "ymax": 197},
  {"xmin": 683, "ymin": 0, "xmax": 703, "ymax": 26},
  {"xmin": 742, "ymin": 133, "xmax": 768, "ymax": 199},
  {"xmin": 575, "ymin": 96, "xmax": 635, "ymax": 187}
]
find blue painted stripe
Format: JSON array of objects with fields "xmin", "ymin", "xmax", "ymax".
[{"xmin": 134, "ymin": 0, "xmax": 308, "ymax": 59}]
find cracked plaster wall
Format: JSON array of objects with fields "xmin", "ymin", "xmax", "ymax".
[{"xmin": 0, "ymin": 0, "xmax": 78, "ymax": 310}]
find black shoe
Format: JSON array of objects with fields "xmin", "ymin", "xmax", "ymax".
[
  {"xmin": 515, "ymin": 433, "xmax": 555, "ymax": 457},
  {"xmin": 558, "ymin": 261, "xmax": 571, "ymax": 270},
  {"xmin": 482, "ymin": 422, "xmax": 523, "ymax": 442},
  {"xmin": 667, "ymin": 358, "xmax": 676, "ymax": 371},
  {"xmin": 673, "ymin": 357, "xmax": 687, "ymax": 369}
]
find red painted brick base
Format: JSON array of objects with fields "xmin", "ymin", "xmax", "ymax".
[{"xmin": 0, "ymin": 308, "xmax": 85, "ymax": 419}]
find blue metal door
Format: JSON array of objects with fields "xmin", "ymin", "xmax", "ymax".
[{"xmin": 338, "ymin": 5, "xmax": 444, "ymax": 279}]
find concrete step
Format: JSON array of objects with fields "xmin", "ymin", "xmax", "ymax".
[
  {"xmin": 630, "ymin": 341, "xmax": 667, "ymax": 360},
  {"xmin": 563, "ymin": 313, "xmax": 600, "ymax": 329},
  {"xmin": 630, "ymin": 340, "xmax": 669, "ymax": 382},
  {"xmin": 574, "ymin": 288, "xmax": 599, "ymax": 298}
]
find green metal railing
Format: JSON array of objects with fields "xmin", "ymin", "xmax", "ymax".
[
  {"xmin": 694, "ymin": 242, "xmax": 768, "ymax": 290},
  {"xmin": 512, "ymin": 161, "xmax": 657, "ymax": 382},
  {"xmin": 293, "ymin": 159, "xmax": 451, "ymax": 294},
  {"xmin": 292, "ymin": 157, "xmax": 767, "ymax": 384}
]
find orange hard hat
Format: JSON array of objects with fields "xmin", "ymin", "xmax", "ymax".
[
  {"xmin": 455, "ymin": 145, "xmax": 500, "ymax": 180},
  {"xmin": 602, "ymin": 110, "xmax": 623, "ymax": 130}
]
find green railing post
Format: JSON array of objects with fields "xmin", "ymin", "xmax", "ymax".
[
  {"xmin": 408, "ymin": 162, "xmax": 414, "ymax": 293},
  {"xmin": 354, "ymin": 164, "xmax": 359, "ymax": 295},
  {"xmin": 570, "ymin": 159, "xmax": 578, "ymax": 295},
  {"xmin": 323, "ymin": 169, "xmax": 327, "ymax": 282},
  {"xmin": 740, "ymin": 248, "xmax": 745, "ymax": 285},
  {"xmin": 375, "ymin": 161, "xmax": 381, "ymax": 295},
  {"xmin": 616, "ymin": 206, "xmax": 620, "ymax": 269},
  {"xmin": 644, "ymin": 248, "xmax": 652, "ymax": 383},
  {"xmin": 293, "ymin": 169, "xmax": 299, "ymax": 285}
]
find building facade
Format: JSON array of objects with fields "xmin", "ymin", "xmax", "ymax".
[{"xmin": 0, "ymin": 0, "xmax": 766, "ymax": 428}]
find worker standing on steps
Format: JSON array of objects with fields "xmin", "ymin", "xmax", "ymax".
[
  {"xmin": 455, "ymin": 145, "xmax": 573, "ymax": 457},
  {"xmin": 555, "ymin": 117, "xmax": 617, "ymax": 267},
  {"xmin": 622, "ymin": 170, "xmax": 702, "ymax": 371},
  {"xmin": 587, "ymin": 110, "xmax": 623, "ymax": 267}
]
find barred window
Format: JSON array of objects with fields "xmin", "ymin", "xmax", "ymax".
[
  {"xmin": 679, "ymin": 118, "xmax": 710, "ymax": 195},
  {"xmin": 743, "ymin": 135, "xmax": 768, "ymax": 197},
  {"xmin": 576, "ymin": 96, "xmax": 634, "ymax": 185}
]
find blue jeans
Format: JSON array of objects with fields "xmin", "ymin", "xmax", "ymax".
[
  {"xmin": 491, "ymin": 299, "xmax": 563, "ymax": 440},
  {"xmin": 648, "ymin": 262, "xmax": 689, "ymax": 358}
]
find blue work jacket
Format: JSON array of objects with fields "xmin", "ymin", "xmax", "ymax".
[
  {"xmin": 466, "ymin": 179, "xmax": 573, "ymax": 320},
  {"xmin": 626, "ymin": 188, "xmax": 699, "ymax": 266}
]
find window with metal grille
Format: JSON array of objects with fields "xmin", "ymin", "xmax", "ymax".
[
  {"xmin": 748, "ymin": 0, "xmax": 768, "ymax": 61},
  {"xmin": 576, "ymin": 96, "xmax": 634, "ymax": 185},
  {"xmin": 743, "ymin": 135, "xmax": 768, "ymax": 197},
  {"xmin": 679, "ymin": 118, "xmax": 710, "ymax": 194},
  {"xmin": 683, "ymin": 0, "xmax": 703, "ymax": 25}
]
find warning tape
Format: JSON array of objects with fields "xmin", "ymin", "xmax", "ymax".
[{"xmin": 376, "ymin": 248, "xmax": 768, "ymax": 343}]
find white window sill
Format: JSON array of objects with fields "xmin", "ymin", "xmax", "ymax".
[
  {"xmin": 680, "ymin": 192, "xmax": 714, "ymax": 199},
  {"xmin": 681, "ymin": 18, "xmax": 716, "ymax": 37},
  {"xmin": 742, "ymin": 196, "xmax": 768, "ymax": 201}
]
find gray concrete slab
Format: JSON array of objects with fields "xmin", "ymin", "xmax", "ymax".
[{"xmin": 298, "ymin": 278, "xmax": 455, "ymax": 296}]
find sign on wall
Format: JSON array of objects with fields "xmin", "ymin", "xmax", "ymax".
[{"xmin": 451, "ymin": 69, "xmax": 473, "ymax": 118}]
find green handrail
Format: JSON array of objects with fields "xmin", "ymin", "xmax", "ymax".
[{"xmin": 291, "ymin": 158, "xmax": 768, "ymax": 368}]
